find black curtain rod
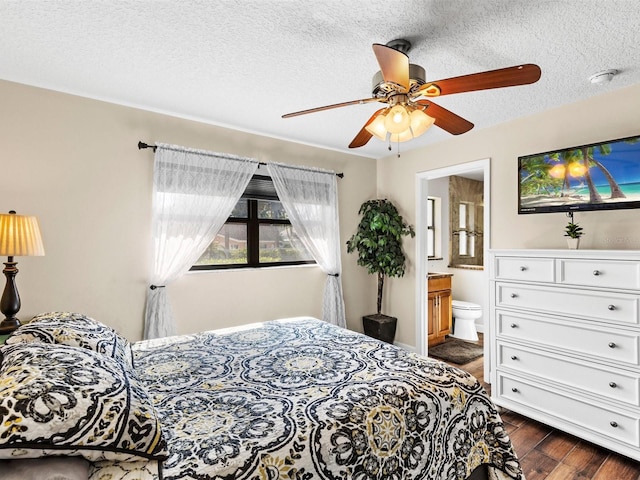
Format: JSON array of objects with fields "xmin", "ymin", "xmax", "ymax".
[{"xmin": 138, "ymin": 141, "xmax": 344, "ymax": 178}]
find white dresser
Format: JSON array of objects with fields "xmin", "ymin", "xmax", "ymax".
[{"xmin": 489, "ymin": 249, "xmax": 640, "ymax": 461}]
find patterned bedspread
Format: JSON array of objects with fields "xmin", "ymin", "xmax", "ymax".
[{"xmin": 130, "ymin": 317, "xmax": 523, "ymax": 480}]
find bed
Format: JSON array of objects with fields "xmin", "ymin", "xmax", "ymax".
[{"xmin": 0, "ymin": 313, "xmax": 523, "ymax": 480}]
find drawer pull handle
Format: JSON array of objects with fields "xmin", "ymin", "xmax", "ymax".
[
  {"xmin": 607, "ymin": 304, "xmax": 616, "ymax": 311},
  {"xmin": 511, "ymin": 387, "xmax": 519, "ymax": 393},
  {"xmin": 608, "ymin": 342, "xmax": 617, "ymax": 349},
  {"xmin": 510, "ymin": 293, "xmax": 518, "ymax": 298},
  {"xmin": 519, "ymin": 266, "xmax": 527, "ymax": 271},
  {"xmin": 609, "ymin": 382, "xmax": 617, "ymax": 388},
  {"xmin": 610, "ymin": 421, "xmax": 618, "ymax": 428},
  {"xmin": 510, "ymin": 323, "xmax": 518, "ymax": 329},
  {"xmin": 593, "ymin": 270, "xmax": 601, "ymax": 276},
  {"xmin": 510, "ymin": 355, "xmax": 518, "ymax": 360}
]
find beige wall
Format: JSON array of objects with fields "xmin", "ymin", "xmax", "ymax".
[
  {"xmin": 377, "ymin": 83, "xmax": 640, "ymax": 347},
  {"xmin": 0, "ymin": 80, "xmax": 377, "ymax": 341},
  {"xmin": 4, "ymin": 78, "xmax": 640, "ymax": 346}
]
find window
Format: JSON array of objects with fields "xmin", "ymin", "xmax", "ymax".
[
  {"xmin": 192, "ymin": 175, "xmax": 315, "ymax": 270},
  {"xmin": 427, "ymin": 197, "xmax": 435, "ymax": 258},
  {"xmin": 449, "ymin": 175, "xmax": 483, "ymax": 269},
  {"xmin": 426, "ymin": 196, "xmax": 443, "ymax": 259},
  {"xmin": 457, "ymin": 202, "xmax": 474, "ymax": 257}
]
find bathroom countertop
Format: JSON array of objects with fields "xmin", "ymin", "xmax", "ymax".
[{"xmin": 427, "ymin": 272, "xmax": 453, "ymax": 279}]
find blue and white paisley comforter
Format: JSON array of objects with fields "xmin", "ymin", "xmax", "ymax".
[{"xmin": 126, "ymin": 317, "xmax": 523, "ymax": 480}]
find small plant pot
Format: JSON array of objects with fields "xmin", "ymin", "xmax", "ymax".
[
  {"xmin": 363, "ymin": 314, "xmax": 397, "ymax": 344},
  {"xmin": 567, "ymin": 237, "xmax": 580, "ymax": 249}
]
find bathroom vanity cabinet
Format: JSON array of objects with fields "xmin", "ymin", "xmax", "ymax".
[{"xmin": 427, "ymin": 273, "xmax": 453, "ymax": 347}]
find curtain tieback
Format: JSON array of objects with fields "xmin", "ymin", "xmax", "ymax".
[
  {"xmin": 328, "ymin": 273, "xmax": 339, "ymax": 277},
  {"xmin": 150, "ymin": 285, "xmax": 166, "ymax": 290}
]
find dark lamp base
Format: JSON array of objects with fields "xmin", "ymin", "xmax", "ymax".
[
  {"xmin": 0, "ymin": 318, "xmax": 21, "ymax": 334},
  {"xmin": 1, "ymin": 259, "xmax": 22, "ymax": 335}
]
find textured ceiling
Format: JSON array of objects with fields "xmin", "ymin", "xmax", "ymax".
[{"xmin": 1, "ymin": 0, "xmax": 639, "ymax": 159}]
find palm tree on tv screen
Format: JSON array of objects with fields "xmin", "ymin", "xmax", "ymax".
[{"xmin": 522, "ymin": 143, "xmax": 629, "ymax": 203}]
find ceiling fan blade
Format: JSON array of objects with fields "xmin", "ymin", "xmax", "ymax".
[
  {"xmin": 372, "ymin": 43, "xmax": 410, "ymax": 91},
  {"xmin": 348, "ymin": 108, "xmax": 386, "ymax": 148},
  {"xmin": 282, "ymin": 97, "xmax": 382, "ymax": 118},
  {"xmin": 416, "ymin": 100, "xmax": 474, "ymax": 135},
  {"xmin": 416, "ymin": 64, "xmax": 542, "ymax": 97}
]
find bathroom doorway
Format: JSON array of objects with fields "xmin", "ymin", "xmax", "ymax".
[{"xmin": 415, "ymin": 159, "xmax": 491, "ymax": 381}]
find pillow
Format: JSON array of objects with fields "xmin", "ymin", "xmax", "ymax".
[
  {"xmin": 6, "ymin": 312, "xmax": 133, "ymax": 368},
  {"xmin": 0, "ymin": 342, "xmax": 168, "ymax": 464},
  {"xmin": 0, "ymin": 456, "xmax": 90, "ymax": 480}
]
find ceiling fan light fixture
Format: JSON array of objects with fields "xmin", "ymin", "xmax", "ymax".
[
  {"xmin": 389, "ymin": 128, "xmax": 414, "ymax": 143},
  {"xmin": 384, "ymin": 104, "xmax": 411, "ymax": 134},
  {"xmin": 409, "ymin": 109, "xmax": 435, "ymax": 138},
  {"xmin": 365, "ymin": 113, "xmax": 388, "ymax": 141}
]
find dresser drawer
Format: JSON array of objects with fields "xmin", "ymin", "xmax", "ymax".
[
  {"xmin": 497, "ymin": 374, "xmax": 640, "ymax": 448},
  {"xmin": 498, "ymin": 342, "xmax": 640, "ymax": 406},
  {"xmin": 495, "ymin": 282, "xmax": 639, "ymax": 325},
  {"xmin": 496, "ymin": 310, "xmax": 640, "ymax": 366},
  {"xmin": 494, "ymin": 256, "xmax": 555, "ymax": 282},
  {"xmin": 558, "ymin": 258, "xmax": 640, "ymax": 290}
]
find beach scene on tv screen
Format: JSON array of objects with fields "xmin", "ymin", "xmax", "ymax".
[{"xmin": 519, "ymin": 135, "xmax": 640, "ymax": 211}]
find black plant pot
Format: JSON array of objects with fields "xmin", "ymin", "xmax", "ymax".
[{"xmin": 362, "ymin": 314, "xmax": 397, "ymax": 344}]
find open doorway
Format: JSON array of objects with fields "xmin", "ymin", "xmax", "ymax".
[{"xmin": 415, "ymin": 159, "xmax": 491, "ymax": 381}]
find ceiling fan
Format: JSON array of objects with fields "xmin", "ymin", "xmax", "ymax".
[{"xmin": 282, "ymin": 39, "xmax": 542, "ymax": 149}]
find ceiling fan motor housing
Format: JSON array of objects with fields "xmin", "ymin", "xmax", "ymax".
[
  {"xmin": 386, "ymin": 38, "xmax": 412, "ymax": 54},
  {"xmin": 372, "ymin": 63, "xmax": 426, "ymax": 97}
]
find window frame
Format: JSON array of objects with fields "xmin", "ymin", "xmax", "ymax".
[
  {"xmin": 191, "ymin": 176, "xmax": 316, "ymax": 271},
  {"xmin": 455, "ymin": 200, "xmax": 475, "ymax": 259},
  {"xmin": 427, "ymin": 197, "xmax": 435, "ymax": 258}
]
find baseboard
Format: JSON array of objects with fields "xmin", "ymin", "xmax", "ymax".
[{"xmin": 394, "ymin": 340, "xmax": 417, "ymax": 353}]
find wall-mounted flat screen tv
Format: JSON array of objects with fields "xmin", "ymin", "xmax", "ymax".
[{"xmin": 518, "ymin": 134, "xmax": 640, "ymax": 214}]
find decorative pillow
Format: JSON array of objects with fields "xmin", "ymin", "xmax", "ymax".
[
  {"xmin": 6, "ymin": 312, "xmax": 133, "ymax": 368},
  {"xmin": 0, "ymin": 456, "xmax": 90, "ymax": 480},
  {"xmin": 0, "ymin": 342, "xmax": 168, "ymax": 464}
]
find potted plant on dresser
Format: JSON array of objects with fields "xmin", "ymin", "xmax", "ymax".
[
  {"xmin": 347, "ymin": 199, "xmax": 415, "ymax": 343},
  {"xmin": 564, "ymin": 219, "xmax": 584, "ymax": 249}
]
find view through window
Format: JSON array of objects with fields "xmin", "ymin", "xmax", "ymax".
[{"xmin": 192, "ymin": 175, "xmax": 315, "ymax": 270}]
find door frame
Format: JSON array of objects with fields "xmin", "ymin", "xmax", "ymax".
[{"xmin": 415, "ymin": 158, "xmax": 491, "ymax": 380}]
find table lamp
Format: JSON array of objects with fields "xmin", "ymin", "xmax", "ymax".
[{"xmin": 0, "ymin": 210, "xmax": 45, "ymax": 333}]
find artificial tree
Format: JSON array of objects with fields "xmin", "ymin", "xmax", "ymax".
[{"xmin": 347, "ymin": 199, "xmax": 415, "ymax": 338}]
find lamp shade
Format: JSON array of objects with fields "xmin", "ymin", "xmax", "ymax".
[
  {"xmin": 365, "ymin": 111, "xmax": 389, "ymax": 141},
  {"xmin": 409, "ymin": 109, "xmax": 436, "ymax": 138},
  {"xmin": 0, "ymin": 212, "xmax": 45, "ymax": 257},
  {"xmin": 384, "ymin": 105, "xmax": 411, "ymax": 134},
  {"xmin": 389, "ymin": 128, "xmax": 414, "ymax": 143}
]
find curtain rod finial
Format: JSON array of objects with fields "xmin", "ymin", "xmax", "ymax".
[{"xmin": 138, "ymin": 141, "xmax": 157, "ymax": 152}]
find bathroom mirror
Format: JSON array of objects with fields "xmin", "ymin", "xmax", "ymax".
[{"xmin": 449, "ymin": 175, "xmax": 484, "ymax": 269}]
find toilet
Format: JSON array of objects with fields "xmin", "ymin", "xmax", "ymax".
[{"xmin": 451, "ymin": 300, "xmax": 481, "ymax": 341}]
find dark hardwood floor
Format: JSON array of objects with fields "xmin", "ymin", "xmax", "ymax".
[{"xmin": 433, "ymin": 334, "xmax": 640, "ymax": 480}]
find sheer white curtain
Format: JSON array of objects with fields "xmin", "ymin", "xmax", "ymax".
[
  {"xmin": 144, "ymin": 144, "xmax": 259, "ymax": 339},
  {"xmin": 267, "ymin": 162, "xmax": 346, "ymax": 327}
]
